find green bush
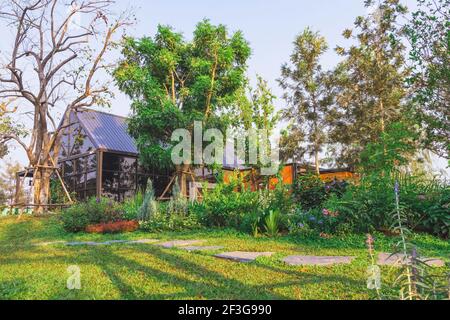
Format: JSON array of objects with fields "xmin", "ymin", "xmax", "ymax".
[
  {"xmin": 191, "ymin": 178, "xmax": 294, "ymax": 235},
  {"xmin": 139, "ymin": 180, "xmax": 159, "ymax": 222},
  {"xmin": 320, "ymin": 173, "xmax": 449, "ymax": 237},
  {"xmin": 293, "ymin": 174, "xmax": 348, "ymax": 211},
  {"xmin": 139, "ymin": 180, "xmax": 199, "ymax": 232},
  {"xmin": 122, "ymin": 190, "xmax": 144, "ymax": 221},
  {"xmin": 264, "ymin": 210, "xmax": 282, "ymax": 237},
  {"xmin": 139, "ymin": 202, "xmax": 201, "ymax": 232},
  {"xmin": 61, "ymin": 197, "xmax": 124, "ymax": 233}
]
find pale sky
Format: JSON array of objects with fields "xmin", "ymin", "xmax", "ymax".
[{"xmin": 1, "ymin": 0, "xmax": 447, "ymax": 176}]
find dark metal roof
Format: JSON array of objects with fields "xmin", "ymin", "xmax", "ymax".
[{"xmin": 76, "ymin": 110, "xmax": 138, "ymax": 155}]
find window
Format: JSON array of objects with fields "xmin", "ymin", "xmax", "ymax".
[
  {"xmin": 60, "ymin": 154, "xmax": 97, "ymax": 201},
  {"xmin": 58, "ymin": 113, "xmax": 95, "ymax": 159},
  {"xmin": 101, "ymin": 153, "xmax": 138, "ymax": 201}
]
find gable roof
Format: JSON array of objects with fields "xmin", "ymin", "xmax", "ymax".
[
  {"xmin": 76, "ymin": 110, "xmax": 138, "ymax": 155},
  {"xmin": 71, "ymin": 110, "xmax": 245, "ymax": 169}
]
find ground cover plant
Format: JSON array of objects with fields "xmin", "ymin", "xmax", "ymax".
[{"xmin": 0, "ymin": 215, "xmax": 448, "ymax": 300}]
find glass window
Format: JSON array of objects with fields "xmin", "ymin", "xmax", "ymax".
[
  {"xmin": 119, "ymin": 172, "xmax": 135, "ymax": 189},
  {"xmin": 103, "ymin": 153, "xmax": 137, "ymax": 172},
  {"xmin": 70, "ymin": 123, "xmax": 95, "ymax": 156},
  {"xmin": 76, "ymin": 157, "xmax": 86, "ymax": 175},
  {"xmin": 119, "ymin": 157, "xmax": 137, "ymax": 172},
  {"xmin": 102, "ymin": 171, "xmax": 119, "ymax": 190},
  {"xmin": 58, "ymin": 113, "xmax": 95, "ymax": 159},
  {"xmin": 74, "ymin": 174, "xmax": 86, "ymax": 190},
  {"xmin": 63, "ymin": 161, "xmax": 74, "ymax": 177},
  {"xmin": 86, "ymin": 154, "xmax": 97, "ymax": 172},
  {"xmin": 86, "ymin": 172, "xmax": 96, "ymax": 190}
]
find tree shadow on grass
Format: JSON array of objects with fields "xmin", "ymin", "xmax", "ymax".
[{"xmin": 0, "ymin": 244, "xmax": 369, "ymax": 300}]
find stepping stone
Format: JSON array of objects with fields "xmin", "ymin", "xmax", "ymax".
[
  {"xmin": 215, "ymin": 251, "xmax": 274, "ymax": 263},
  {"xmin": 127, "ymin": 239, "xmax": 159, "ymax": 244},
  {"xmin": 377, "ymin": 253, "xmax": 445, "ymax": 267},
  {"xmin": 65, "ymin": 241, "xmax": 98, "ymax": 246},
  {"xmin": 157, "ymin": 240, "xmax": 204, "ymax": 248},
  {"xmin": 103, "ymin": 240, "xmax": 130, "ymax": 245},
  {"xmin": 180, "ymin": 246, "xmax": 224, "ymax": 252},
  {"xmin": 34, "ymin": 241, "xmax": 66, "ymax": 247},
  {"xmin": 283, "ymin": 255, "xmax": 355, "ymax": 266},
  {"xmin": 90, "ymin": 240, "xmax": 130, "ymax": 246}
]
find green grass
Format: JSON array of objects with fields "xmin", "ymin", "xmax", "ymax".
[{"xmin": 0, "ymin": 215, "xmax": 448, "ymax": 300}]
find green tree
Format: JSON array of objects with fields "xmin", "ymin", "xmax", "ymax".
[
  {"xmin": 331, "ymin": 0, "xmax": 409, "ymax": 167},
  {"xmin": 405, "ymin": 0, "xmax": 449, "ymax": 159},
  {"xmin": 0, "ymin": 102, "xmax": 26, "ymax": 159},
  {"xmin": 237, "ymin": 75, "xmax": 279, "ymax": 155},
  {"xmin": 0, "ymin": 161, "xmax": 24, "ymax": 206},
  {"xmin": 278, "ymin": 28, "xmax": 332, "ymax": 175},
  {"xmin": 360, "ymin": 122, "xmax": 419, "ymax": 174},
  {"xmin": 114, "ymin": 20, "xmax": 251, "ymax": 195},
  {"xmin": 232, "ymin": 76, "xmax": 280, "ymax": 186}
]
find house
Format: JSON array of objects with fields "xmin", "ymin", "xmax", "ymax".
[
  {"xmin": 18, "ymin": 109, "xmax": 356, "ymax": 204},
  {"xmin": 51, "ymin": 109, "xmax": 171, "ymax": 202}
]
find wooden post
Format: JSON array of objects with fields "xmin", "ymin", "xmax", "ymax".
[
  {"xmin": 14, "ymin": 171, "xmax": 21, "ymax": 206},
  {"xmin": 48, "ymin": 157, "xmax": 73, "ymax": 204},
  {"xmin": 96, "ymin": 150, "xmax": 103, "ymax": 199}
]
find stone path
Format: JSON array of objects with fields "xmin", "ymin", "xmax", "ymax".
[
  {"xmin": 128, "ymin": 239, "xmax": 159, "ymax": 244},
  {"xmin": 33, "ymin": 239, "xmax": 446, "ymax": 268},
  {"xmin": 283, "ymin": 255, "xmax": 355, "ymax": 266},
  {"xmin": 180, "ymin": 246, "xmax": 224, "ymax": 252},
  {"xmin": 34, "ymin": 241, "xmax": 67, "ymax": 247},
  {"xmin": 215, "ymin": 251, "xmax": 274, "ymax": 263},
  {"xmin": 156, "ymin": 240, "xmax": 204, "ymax": 248},
  {"xmin": 377, "ymin": 253, "xmax": 445, "ymax": 267}
]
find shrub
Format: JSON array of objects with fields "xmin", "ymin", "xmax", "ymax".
[
  {"xmin": 139, "ymin": 181, "xmax": 200, "ymax": 232},
  {"xmin": 138, "ymin": 180, "xmax": 159, "ymax": 222},
  {"xmin": 264, "ymin": 210, "xmax": 281, "ymax": 237},
  {"xmin": 321, "ymin": 173, "xmax": 450, "ymax": 237},
  {"xmin": 193, "ymin": 181, "xmax": 261, "ymax": 229},
  {"xmin": 293, "ymin": 174, "xmax": 347, "ymax": 211},
  {"xmin": 140, "ymin": 213, "xmax": 200, "ymax": 232},
  {"xmin": 86, "ymin": 220, "xmax": 139, "ymax": 234},
  {"xmin": 140, "ymin": 202, "xmax": 201, "ymax": 232},
  {"xmin": 60, "ymin": 204, "xmax": 90, "ymax": 233},
  {"xmin": 167, "ymin": 179, "xmax": 189, "ymax": 216},
  {"xmin": 191, "ymin": 177, "xmax": 294, "ymax": 236},
  {"xmin": 122, "ymin": 190, "xmax": 144, "ymax": 221},
  {"xmin": 61, "ymin": 197, "xmax": 124, "ymax": 233}
]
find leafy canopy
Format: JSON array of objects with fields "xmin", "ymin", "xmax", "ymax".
[
  {"xmin": 278, "ymin": 28, "xmax": 333, "ymax": 168},
  {"xmin": 331, "ymin": 0, "xmax": 409, "ymax": 167},
  {"xmin": 114, "ymin": 20, "xmax": 251, "ymax": 170},
  {"xmin": 405, "ymin": 0, "xmax": 450, "ymax": 159}
]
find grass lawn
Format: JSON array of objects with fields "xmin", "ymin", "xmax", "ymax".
[{"xmin": 0, "ymin": 215, "xmax": 448, "ymax": 300}]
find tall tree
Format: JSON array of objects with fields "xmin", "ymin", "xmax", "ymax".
[
  {"xmin": 0, "ymin": 161, "xmax": 25, "ymax": 206},
  {"xmin": 405, "ymin": 0, "xmax": 449, "ymax": 159},
  {"xmin": 0, "ymin": 0, "xmax": 130, "ymax": 211},
  {"xmin": 114, "ymin": 20, "xmax": 251, "ymax": 195},
  {"xmin": 232, "ymin": 75, "xmax": 279, "ymax": 186},
  {"xmin": 331, "ymin": 0, "xmax": 409, "ymax": 168},
  {"xmin": 278, "ymin": 28, "xmax": 332, "ymax": 175},
  {"xmin": 237, "ymin": 76, "xmax": 279, "ymax": 145}
]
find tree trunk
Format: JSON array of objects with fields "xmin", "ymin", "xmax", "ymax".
[
  {"xmin": 175, "ymin": 163, "xmax": 191, "ymax": 197},
  {"xmin": 33, "ymin": 167, "xmax": 51, "ymax": 213}
]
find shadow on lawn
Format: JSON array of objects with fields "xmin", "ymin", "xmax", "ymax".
[
  {"xmin": 1, "ymin": 243, "xmax": 368, "ymax": 300},
  {"xmin": 0, "ymin": 216, "xmax": 66, "ymax": 246}
]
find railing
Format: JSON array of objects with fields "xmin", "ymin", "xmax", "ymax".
[{"xmin": 2, "ymin": 203, "xmax": 72, "ymax": 215}]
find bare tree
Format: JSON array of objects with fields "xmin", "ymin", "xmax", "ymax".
[{"xmin": 0, "ymin": 0, "xmax": 131, "ymax": 211}]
